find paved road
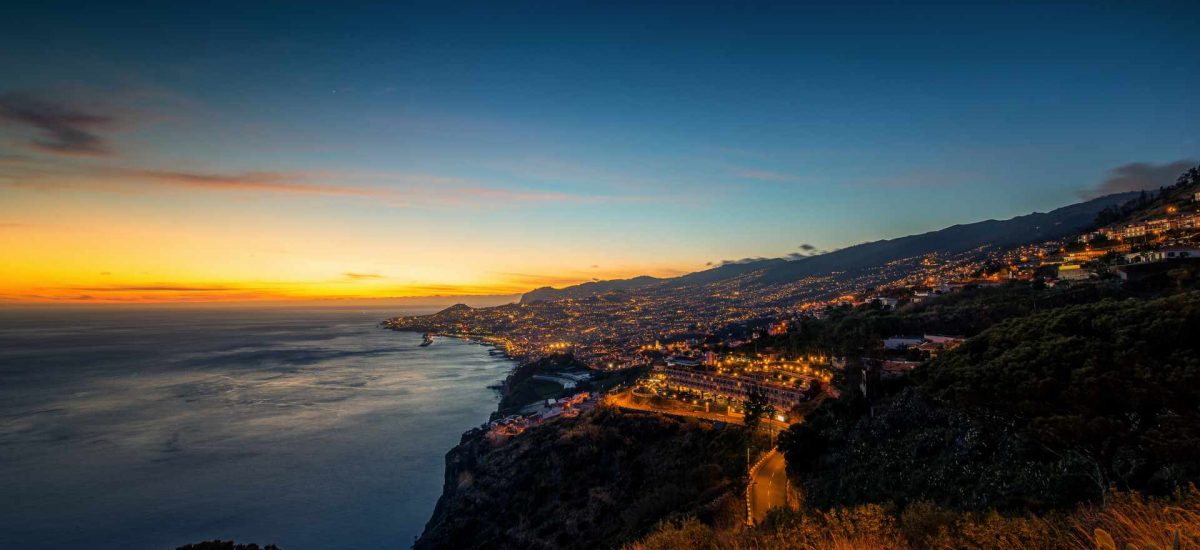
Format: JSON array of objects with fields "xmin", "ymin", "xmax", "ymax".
[
  {"xmin": 749, "ymin": 449, "xmax": 788, "ymax": 524},
  {"xmin": 606, "ymin": 390, "xmax": 745, "ymax": 424}
]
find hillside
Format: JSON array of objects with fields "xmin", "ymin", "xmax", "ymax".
[
  {"xmin": 1093, "ymin": 165, "xmax": 1200, "ymax": 227},
  {"xmin": 778, "ymin": 291, "xmax": 1200, "ymax": 512},
  {"xmin": 521, "ymin": 276, "xmax": 662, "ymax": 304},
  {"xmin": 521, "ymin": 193, "xmax": 1136, "ymax": 302},
  {"xmin": 415, "ymin": 406, "xmax": 749, "ymax": 549}
]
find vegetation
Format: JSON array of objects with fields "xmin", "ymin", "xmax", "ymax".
[
  {"xmin": 752, "ymin": 281, "xmax": 1130, "ymax": 358},
  {"xmin": 628, "ymin": 487, "xmax": 1200, "ymax": 550},
  {"xmin": 416, "ymin": 406, "xmax": 750, "ymax": 549},
  {"xmin": 495, "ymin": 353, "xmax": 643, "ymax": 417},
  {"xmin": 777, "ymin": 292, "xmax": 1200, "ymax": 512},
  {"xmin": 742, "ymin": 389, "xmax": 774, "ymax": 429},
  {"xmin": 1093, "ymin": 164, "xmax": 1199, "ymax": 227},
  {"xmin": 175, "ymin": 542, "xmax": 280, "ymax": 550}
]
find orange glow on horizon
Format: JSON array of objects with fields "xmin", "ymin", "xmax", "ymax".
[{"xmin": 0, "ymin": 219, "xmax": 692, "ymax": 304}]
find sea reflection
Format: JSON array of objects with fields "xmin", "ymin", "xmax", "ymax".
[{"xmin": 0, "ymin": 307, "xmax": 511, "ymax": 549}]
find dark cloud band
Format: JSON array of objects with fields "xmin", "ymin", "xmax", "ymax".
[{"xmin": 0, "ymin": 93, "xmax": 114, "ymax": 156}]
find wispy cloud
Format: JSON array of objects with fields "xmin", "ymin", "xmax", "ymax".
[
  {"xmin": 343, "ymin": 272, "xmax": 385, "ymax": 280},
  {"xmin": 714, "ymin": 257, "xmax": 772, "ymax": 267},
  {"xmin": 1, "ymin": 156, "xmax": 646, "ymax": 208},
  {"xmin": 1081, "ymin": 160, "xmax": 1197, "ymax": 198},
  {"xmin": 124, "ymin": 169, "xmax": 384, "ymax": 197},
  {"xmin": 0, "ymin": 93, "xmax": 114, "ymax": 156},
  {"xmin": 61, "ymin": 284, "xmax": 255, "ymax": 292}
]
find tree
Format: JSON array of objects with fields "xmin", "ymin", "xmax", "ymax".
[{"xmin": 744, "ymin": 388, "xmax": 774, "ymax": 429}]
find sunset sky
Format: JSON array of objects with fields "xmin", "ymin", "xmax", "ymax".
[{"xmin": 2, "ymin": 1, "xmax": 1198, "ymax": 303}]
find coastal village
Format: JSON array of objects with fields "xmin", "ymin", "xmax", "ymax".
[{"xmin": 385, "ymin": 178, "xmax": 1200, "ymax": 443}]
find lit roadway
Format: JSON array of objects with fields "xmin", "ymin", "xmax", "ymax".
[
  {"xmin": 606, "ymin": 390, "xmax": 745, "ymax": 424},
  {"xmin": 606, "ymin": 389, "xmax": 791, "ymax": 429},
  {"xmin": 748, "ymin": 449, "xmax": 788, "ymax": 524},
  {"xmin": 606, "ymin": 389, "xmax": 793, "ymax": 523}
]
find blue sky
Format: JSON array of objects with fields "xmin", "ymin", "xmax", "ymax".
[{"xmin": 1, "ymin": 1, "xmax": 1198, "ymax": 300}]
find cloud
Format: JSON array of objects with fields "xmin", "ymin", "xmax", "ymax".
[
  {"xmin": 343, "ymin": 272, "xmax": 385, "ymax": 280},
  {"xmin": 124, "ymin": 168, "xmax": 383, "ymax": 197},
  {"xmin": 1082, "ymin": 160, "xmax": 1197, "ymax": 198},
  {"xmin": 786, "ymin": 243, "xmax": 829, "ymax": 260},
  {"xmin": 1, "ymin": 155, "xmax": 647, "ymax": 208},
  {"xmin": 0, "ymin": 93, "xmax": 114, "ymax": 156},
  {"xmin": 717, "ymin": 257, "xmax": 770, "ymax": 267},
  {"xmin": 62, "ymin": 284, "xmax": 252, "ymax": 292}
]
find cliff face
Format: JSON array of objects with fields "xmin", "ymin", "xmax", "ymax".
[{"xmin": 415, "ymin": 407, "xmax": 748, "ymax": 550}]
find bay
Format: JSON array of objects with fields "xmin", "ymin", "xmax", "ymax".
[{"xmin": 0, "ymin": 305, "xmax": 511, "ymax": 549}]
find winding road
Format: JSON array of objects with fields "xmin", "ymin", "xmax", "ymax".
[{"xmin": 748, "ymin": 449, "xmax": 789, "ymax": 524}]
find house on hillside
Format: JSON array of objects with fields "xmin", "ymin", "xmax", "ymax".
[
  {"xmin": 1057, "ymin": 264, "xmax": 1092, "ymax": 281},
  {"xmin": 883, "ymin": 336, "xmax": 923, "ymax": 350}
]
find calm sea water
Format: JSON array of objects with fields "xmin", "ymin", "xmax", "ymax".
[{"xmin": 0, "ymin": 306, "xmax": 513, "ymax": 550}]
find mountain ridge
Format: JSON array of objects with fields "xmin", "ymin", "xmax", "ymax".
[{"xmin": 521, "ymin": 192, "xmax": 1138, "ymax": 303}]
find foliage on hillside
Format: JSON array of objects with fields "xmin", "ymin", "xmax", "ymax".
[
  {"xmin": 754, "ymin": 281, "xmax": 1127, "ymax": 358},
  {"xmin": 494, "ymin": 354, "xmax": 587, "ymax": 417},
  {"xmin": 629, "ymin": 486, "xmax": 1200, "ymax": 550},
  {"xmin": 778, "ymin": 292, "xmax": 1200, "ymax": 512},
  {"xmin": 415, "ymin": 406, "xmax": 748, "ymax": 550},
  {"xmin": 495, "ymin": 353, "xmax": 643, "ymax": 417},
  {"xmin": 1093, "ymin": 164, "xmax": 1199, "ymax": 227}
]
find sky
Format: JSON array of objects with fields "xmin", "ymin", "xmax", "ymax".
[{"xmin": 1, "ymin": 1, "xmax": 1197, "ymax": 303}]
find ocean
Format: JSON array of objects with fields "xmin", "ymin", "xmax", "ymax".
[{"xmin": 0, "ymin": 306, "xmax": 513, "ymax": 549}]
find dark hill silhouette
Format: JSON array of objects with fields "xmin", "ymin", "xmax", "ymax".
[
  {"xmin": 520, "ymin": 275, "xmax": 662, "ymax": 304},
  {"xmin": 521, "ymin": 192, "xmax": 1137, "ymax": 302}
]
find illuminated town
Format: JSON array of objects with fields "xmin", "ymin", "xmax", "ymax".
[{"xmin": 384, "ymin": 187, "xmax": 1200, "ymax": 428}]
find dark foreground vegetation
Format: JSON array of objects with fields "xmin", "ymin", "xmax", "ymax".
[
  {"xmin": 626, "ymin": 287, "xmax": 1200, "ymax": 550},
  {"xmin": 779, "ymin": 291, "xmax": 1200, "ymax": 512},
  {"xmin": 633, "ymin": 487, "xmax": 1199, "ymax": 549},
  {"xmin": 175, "ymin": 542, "xmax": 280, "ymax": 550},
  {"xmin": 416, "ymin": 406, "xmax": 749, "ymax": 549}
]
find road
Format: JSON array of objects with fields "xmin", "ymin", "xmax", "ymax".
[
  {"xmin": 606, "ymin": 390, "xmax": 745, "ymax": 424},
  {"xmin": 748, "ymin": 449, "xmax": 789, "ymax": 524},
  {"xmin": 606, "ymin": 389, "xmax": 792, "ymax": 430}
]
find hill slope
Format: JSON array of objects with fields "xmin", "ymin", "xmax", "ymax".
[{"xmin": 522, "ymin": 193, "xmax": 1136, "ymax": 302}]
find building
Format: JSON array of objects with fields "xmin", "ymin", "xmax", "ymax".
[
  {"xmin": 923, "ymin": 334, "xmax": 966, "ymax": 345},
  {"xmin": 655, "ymin": 365, "xmax": 814, "ymax": 411},
  {"xmin": 1114, "ymin": 248, "xmax": 1200, "ymax": 281},
  {"xmin": 883, "ymin": 336, "xmax": 923, "ymax": 350},
  {"xmin": 665, "ymin": 356, "xmax": 701, "ymax": 368},
  {"xmin": 868, "ymin": 297, "xmax": 899, "ymax": 310},
  {"xmin": 878, "ymin": 359, "xmax": 922, "ymax": 379},
  {"xmin": 1057, "ymin": 264, "xmax": 1091, "ymax": 281}
]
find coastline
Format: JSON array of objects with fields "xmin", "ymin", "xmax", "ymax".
[
  {"xmin": 380, "ymin": 323, "xmax": 529, "ymax": 542},
  {"xmin": 380, "ymin": 323, "xmax": 520, "ymax": 361}
]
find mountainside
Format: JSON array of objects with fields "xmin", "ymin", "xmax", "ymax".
[
  {"xmin": 416, "ymin": 407, "xmax": 748, "ymax": 549},
  {"xmin": 521, "ymin": 275, "xmax": 662, "ymax": 304},
  {"xmin": 521, "ymin": 193, "xmax": 1137, "ymax": 302}
]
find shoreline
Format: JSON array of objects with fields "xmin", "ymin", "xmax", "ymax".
[{"xmin": 381, "ymin": 323, "xmax": 521, "ymax": 360}]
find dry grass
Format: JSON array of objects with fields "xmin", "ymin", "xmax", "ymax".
[
  {"xmin": 627, "ymin": 487, "xmax": 1200, "ymax": 550},
  {"xmin": 1066, "ymin": 487, "xmax": 1200, "ymax": 550}
]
